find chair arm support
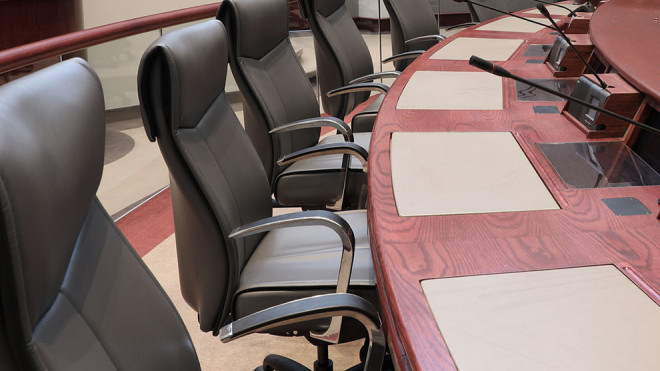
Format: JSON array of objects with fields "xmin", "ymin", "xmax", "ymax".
[
  {"xmin": 404, "ymin": 34, "xmax": 446, "ymax": 45},
  {"xmin": 220, "ymin": 293, "xmax": 386, "ymax": 371},
  {"xmin": 229, "ymin": 210, "xmax": 355, "ymax": 293},
  {"xmin": 446, "ymin": 22, "xmax": 478, "ymax": 30},
  {"xmin": 277, "ymin": 143, "xmax": 368, "ymax": 172},
  {"xmin": 229, "ymin": 210, "xmax": 354, "ymax": 255},
  {"xmin": 382, "ymin": 51, "xmax": 425, "ymax": 65},
  {"xmin": 229, "ymin": 210, "xmax": 359, "ymax": 344},
  {"xmin": 327, "ymin": 82, "xmax": 389, "ymax": 98},
  {"xmin": 269, "ymin": 116, "xmax": 353, "ymax": 143},
  {"xmin": 348, "ymin": 71, "xmax": 401, "ymax": 84}
]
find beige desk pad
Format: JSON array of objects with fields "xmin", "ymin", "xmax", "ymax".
[
  {"xmin": 476, "ymin": 16, "xmax": 556, "ymax": 33},
  {"xmin": 421, "ymin": 265, "xmax": 660, "ymax": 371},
  {"xmin": 430, "ymin": 37, "xmax": 524, "ymax": 61},
  {"xmin": 524, "ymin": 3, "xmax": 584, "ymax": 16},
  {"xmin": 391, "ymin": 132, "xmax": 558, "ymax": 216},
  {"xmin": 396, "ymin": 71, "xmax": 503, "ymax": 110}
]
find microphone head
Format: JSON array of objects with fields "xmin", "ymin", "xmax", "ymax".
[
  {"xmin": 469, "ymin": 55, "xmax": 512, "ymax": 78},
  {"xmin": 469, "ymin": 55, "xmax": 493, "ymax": 72},
  {"xmin": 536, "ymin": 4, "xmax": 551, "ymax": 17}
]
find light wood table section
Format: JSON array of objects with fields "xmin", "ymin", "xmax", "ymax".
[
  {"xmin": 422, "ymin": 265, "xmax": 660, "ymax": 371},
  {"xmin": 396, "ymin": 71, "xmax": 503, "ymax": 110},
  {"xmin": 391, "ymin": 132, "xmax": 559, "ymax": 216},
  {"xmin": 476, "ymin": 17, "xmax": 555, "ymax": 33},
  {"xmin": 430, "ymin": 37, "xmax": 524, "ymax": 61}
]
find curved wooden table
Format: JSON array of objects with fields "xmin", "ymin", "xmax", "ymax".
[
  {"xmin": 367, "ymin": 1, "xmax": 660, "ymax": 369},
  {"xmin": 589, "ymin": 0, "xmax": 660, "ymax": 104}
]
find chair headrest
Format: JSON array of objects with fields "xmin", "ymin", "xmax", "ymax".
[
  {"xmin": 218, "ymin": 0, "xmax": 289, "ymax": 60},
  {"xmin": 139, "ymin": 20, "xmax": 229, "ymax": 141},
  {"xmin": 0, "ymin": 58, "xmax": 105, "ymax": 330}
]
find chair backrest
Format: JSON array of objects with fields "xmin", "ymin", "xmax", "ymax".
[
  {"xmin": 507, "ymin": 0, "xmax": 536, "ymax": 12},
  {"xmin": 298, "ymin": 0, "xmax": 374, "ymax": 119},
  {"xmin": 0, "ymin": 58, "xmax": 200, "ymax": 370},
  {"xmin": 383, "ymin": 0, "xmax": 439, "ymax": 71},
  {"xmin": 218, "ymin": 0, "xmax": 322, "ymax": 185},
  {"xmin": 138, "ymin": 19, "xmax": 273, "ymax": 334},
  {"xmin": 470, "ymin": 0, "xmax": 510, "ymax": 22}
]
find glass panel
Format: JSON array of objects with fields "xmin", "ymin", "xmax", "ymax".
[
  {"xmin": 538, "ymin": 142, "xmax": 660, "ymax": 189},
  {"xmin": 87, "ymin": 32, "xmax": 160, "ymax": 110},
  {"xmin": 516, "ymin": 79, "xmax": 576, "ymax": 101}
]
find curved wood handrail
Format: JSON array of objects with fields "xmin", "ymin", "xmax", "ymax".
[{"xmin": 0, "ymin": 3, "xmax": 220, "ymax": 75}]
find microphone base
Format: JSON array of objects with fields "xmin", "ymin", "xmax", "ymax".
[
  {"xmin": 562, "ymin": 74, "xmax": 643, "ymax": 139},
  {"xmin": 545, "ymin": 34, "xmax": 594, "ymax": 78},
  {"xmin": 565, "ymin": 12, "xmax": 592, "ymax": 34}
]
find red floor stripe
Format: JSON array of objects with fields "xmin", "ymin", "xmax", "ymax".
[{"xmin": 115, "ymin": 188, "xmax": 174, "ymax": 257}]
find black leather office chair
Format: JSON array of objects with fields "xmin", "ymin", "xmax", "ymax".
[
  {"xmin": 297, "ymin": 0, "xmax": 398, "ymax": 126},
  {"xmin": 218, "ymin": 0, "xmax": 371, "ymax": 210},
  {"xmin": 0, "ymin": 58, "xmax": 201, "ymax": 370},
  {"xmin": 138, "ymin": 19, "xmax": 384, "ymax": 370},
  {"xmin": 383, "ymin": 0, "xmax": 447, "ymax": 71}
]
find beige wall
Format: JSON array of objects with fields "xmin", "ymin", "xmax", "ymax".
[{"xmin": 82, "ymin": 0, "xmax": 212, "ymax": 28}]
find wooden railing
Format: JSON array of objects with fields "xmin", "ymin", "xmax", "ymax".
[{"xmin": 0, "ymin": 3, "xmax": 220, "ymax": 75}]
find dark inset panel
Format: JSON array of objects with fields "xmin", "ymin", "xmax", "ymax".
[
  {"xmin": 533, "ymin": 106, "xmax": 560, "ymax": 114},
  {"xmin": 602, "ymin": 197, "xmax": 652, "ymax": 216},
  {"xmin": 538, "ymin": 141, "xmax": 660, "ymax": 189},
  {"xmin": 523, "ymin": 44, "xmax": 552, "ymax": 58},
  {"xmin": 516, "ymin": 79, "xmax": 576, "ymax": 102}
]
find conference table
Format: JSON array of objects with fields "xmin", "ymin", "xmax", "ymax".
[{"xmin": 367, "ymin": 0, "xmax": 660, "ymax": 370}]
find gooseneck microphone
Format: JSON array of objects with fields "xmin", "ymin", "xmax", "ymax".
[
  {"xmin": 452, "ymin": 0, "xmax": 555, "ymax": 30},
  {"xmin": 536, "ymin": 4, "xmax": 608, "ymax": 89},
  {"xmin": 468, "ymin": 55, "xmax": 660, "ymax": 136},
  {"xmin": 531, "ymin": 0, "xmax": 578, "ymax": 17}
]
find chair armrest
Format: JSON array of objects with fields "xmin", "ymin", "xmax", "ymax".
[
  {"xmin": 327, "ymin": 82, "xmax": 389, "ymax": 98},
  {"xmin": 269, "ymin": 116, "xmax": 353, "ymax": 143},
  {"xmin": 229, "ymin": 210, "xmax": 355, "ymax": 296},
  {"xmin": 446, "ymin": 22, "xmax": 477, "ymax": 30},
  {"xmin": 348, "ymin": 71, "xmax": 401, "ymax": 84},
  {"xmin": 404, "ymin": 34, "xmax": 446, "ymax": 45},
  {"xmin": 229, "ymin": 210, "xmax": 357, "ymax": 340},
  {"xmin": 220, "ymin": 293, "xmax": 386, "ymax": 370},
  {"xmin": 382, "ymin": 51, "xmax": 425, "ymax": 65},
  {"xmin": 277, "ymin": 143, "xmax": 368, "ymax": 172}
]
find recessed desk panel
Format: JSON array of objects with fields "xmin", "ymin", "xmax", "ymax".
[
  {"xmin": 396, "ymin": 71, "xmax": 503, "ymax": 110},
  {"xmin": 422, "ymin": 265, "xmax": 660, "ymax": 371},
  {"xmin": 430, "ymin": 37, "xmax": 524, "ymax": 61},
  {"xmin": 539, "ymin": 141, "xmax": 660, "ymax": 188},
  {"xmin": 390, "ymin": 132, "xmax": 559, "ymax": 216}
]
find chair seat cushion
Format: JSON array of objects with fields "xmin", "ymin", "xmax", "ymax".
[
  {"xmin": 234, "ymin": 209, "xmax": 374, "ymax": 320},
  {"xmin": 274, "ymin": 133, "xmax": 371, "ymax": 207}
]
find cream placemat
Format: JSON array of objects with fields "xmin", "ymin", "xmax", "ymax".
[
  {"xmin": 524, "ymin": 3, "xmax": 584, "ymax": 16},
  {"xmin": 396, "ymin": 71, "xmax": 503, "ymax": 110},
  {"xmin": 390, "ymin": 132, "xmax": 558, "ymax": 216},
  {"xmin": 421, "ymin": 265, "xmax": 660, "ymax": 371},
  {"xmin": 430, "ymin": 37, "xmax": 524, "ymax": 61},
  {"xmin": 476, "ymin": 16, "xmax": 556, "ymax": 33}
]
